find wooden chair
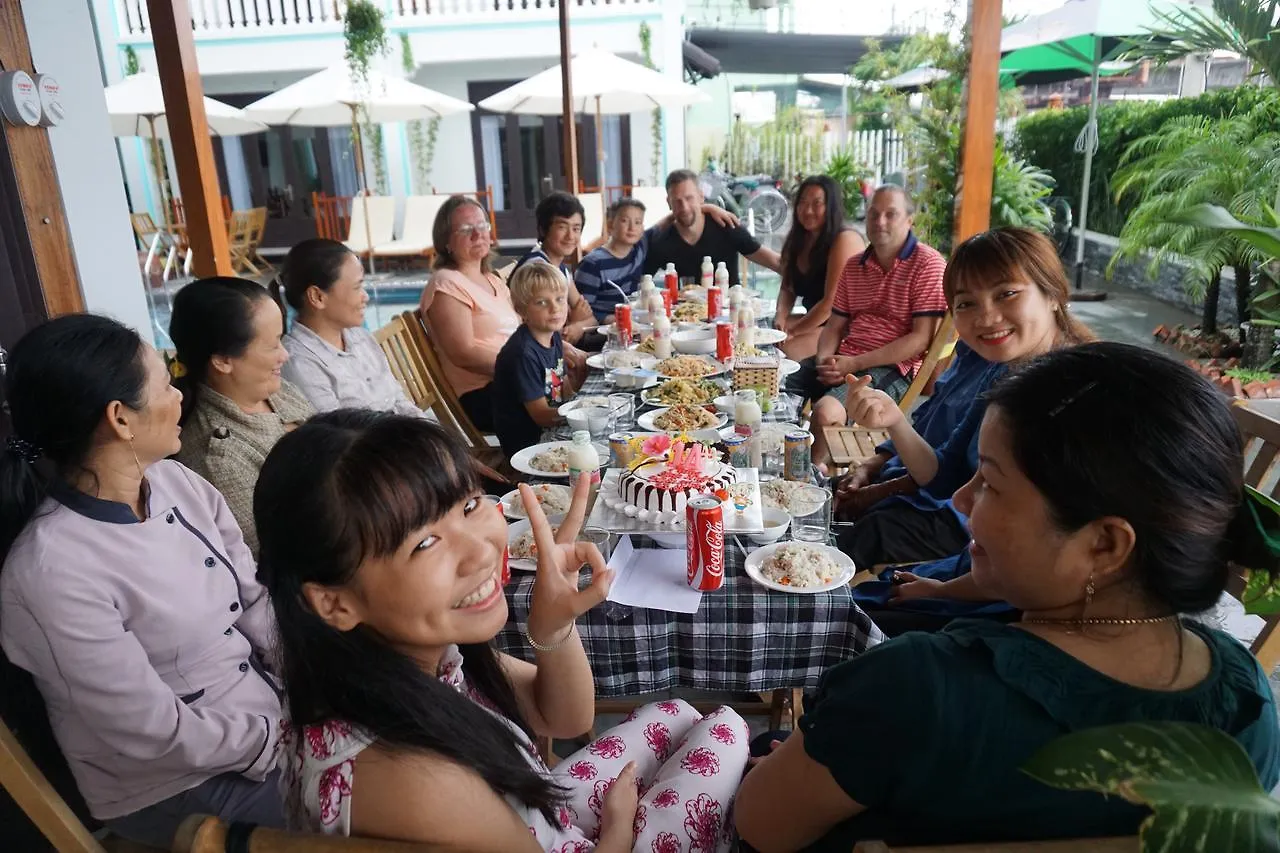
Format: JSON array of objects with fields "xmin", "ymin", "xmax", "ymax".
[
  {"xmin": 243, "ymin": 207, "xmax": 272, "ymax": 274},
  {"xmin": 822, "ymin": 313, "xmax": 956, "ymax": 471},
  {"xmin": 401, "ymin": 311, "xmax": 495, "ymax": 454},
  {"xmin": 173, "ymin": 814, "xmax": 466, "ymax": 852},
  {"xmin": 852, "ymin": 839, "xmax": 1137, "ymax": 852},
  {"xmin": 312, "ymin": 191, "xmax": 351, "ymax": 242},
  {"xmin": 373, "ymin": 313, "xmax": 464, "ymax": 430},
  {"xmin": 226, "ymin": 210, "xmax": 259, "ymax": 275},
  {"xmin": 130, "ymin": 212, "xmax": 183, "ymax": 284},
  {"xmin": 0, "ymin": 719, "xmax": 163, "ymax": 853},
  {"xmin": 1230, "ymin": 402, "xmax": 1280, "ymax": 672}
]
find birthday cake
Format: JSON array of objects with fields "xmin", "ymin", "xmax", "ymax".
[{"xmin": 616, "ymin": 440, "xmax": 736, "ymax": 516}]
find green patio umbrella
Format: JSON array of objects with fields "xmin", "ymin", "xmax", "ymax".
[{"xmin": 999, "ymin": 0, "xmax": 1206, "ymax": 293}]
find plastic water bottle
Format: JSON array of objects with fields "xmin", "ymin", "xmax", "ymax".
[
  {"xmin": 700, "ymin": 256, "xmax": 713, "ymax": 289},
  {"xmin": 714, "ymin": 261, "xmax": 729, "ymax": 291}
]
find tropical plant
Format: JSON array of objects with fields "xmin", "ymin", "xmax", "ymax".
[
  {"xmin": 400, "ymin": 34, "xmax": 439, "ymax": 194},
  {"xmin": 124, "ymin": 46, "xmax": 140, "ymax": 76},
  {"xmin": 822, "ymin": 149, "xmax": 872, "ymax": 220},
  {"xmin": 1013, "ymin": 86, "xmax": 1280, "ymax": 237},
  {"xmin": 1024, "ymin": 722, "xmax": 1280, "ymax": 852},
  {"xmin": 639, "ymin": 22, "xmax": 664, "ymax": 185},
  {"xmin": 344, "ymin": 0, "xmax": 390, "ymax": 195},
  {"xmin": 1111, "ymin": 109, "xmax": 1280, "ymax": 335},
  {"xmin": 1122, "ymin": 0, "xmax": 1280, "ymax": 87}
]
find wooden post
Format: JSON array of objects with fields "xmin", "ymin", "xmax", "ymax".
[
  {"xmin": 953, "ymin": 0, "xmax": 1003, "ymax": 245},
  {"xmin": 147, "ymin": 0, "xmax": 231, "ymax": 277},
  {"xmin": 0, "ymin": 0, "xmax": 83, "ymax": 316},
  {"xmin": 557, "ymin": 0, "xmax": 580, "ymax": 198}
]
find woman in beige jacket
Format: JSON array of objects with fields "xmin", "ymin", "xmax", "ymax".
[{"xmin": 171, "ymin": 277, "xmax": 314, "ymax": 556}]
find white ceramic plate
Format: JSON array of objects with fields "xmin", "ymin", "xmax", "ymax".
[
  {"xmin": 586, "ymin": 352, "xmax": 658, "ymax": 371},
  {"xmin": 505, "ymin": 519, "xmax": 538, "ymax": 572},
  {"xmin": 499, "ymin": 484, "xmax": 572, "ymax": 521},
  {"xmin": 744, "ymin": 541, "xmax": 856, "ymax": 594},
  {"xmin": 754, "ymin": 328, "xmax": 787, "ymax": 346},
  {"xmin": 597, "ymin": 322, "xmax": 653, "ymax": 337},
  {"xmin": 637, "ymin": 406, "xmax": 728, "ymax": 433},
  {"xmin": 655, "ymin": 356, "xmax": 725, "ymax": 380},
  {"xmin": 509, "ymin": 441, "xmax": 609, "ymax": 480},
  {"xmin": 779, "ymin": 358, "xmax": 801, "ymax": 377}
]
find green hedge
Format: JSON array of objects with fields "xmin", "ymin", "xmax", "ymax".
[{"xmin": 1011, "ymin": 85, "xmax": 1280, "ymax": 237}]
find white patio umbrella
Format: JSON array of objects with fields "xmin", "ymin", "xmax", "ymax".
[
  {"xmin": 244, "ymin": 64, "xmax": 474, "ymax": 271},
  {"xmin": 105, "ymin": 71, "xmax": 267, "ymax": 225},
  {"xmin": 478, "ymin": 49, "xmax": 710, "ymax": 204},
  {"xmin": 999, "ymin": 0, "xmax": 1204, "ymax": 294}
]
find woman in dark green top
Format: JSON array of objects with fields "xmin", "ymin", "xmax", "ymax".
[{"xmin": 736, "ymin": 343, "xmax": 1280, "ymax": 851}]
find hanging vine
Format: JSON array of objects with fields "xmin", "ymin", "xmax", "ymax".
[
  {"xmin": 400, "ymin": 33, "xmax": 440, "ymax": 194},
  {"xmin": 344, "ymin": 0, "xmax": 390, "ymax": 195},
  {"xmin": 639, "ymin": 22, "xmax": 664, "ymax": 184}
]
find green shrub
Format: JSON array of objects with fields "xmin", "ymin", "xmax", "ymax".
[{"xmin": 1011, "ymin": 85, "xmax": 1280, "ymax": 236}]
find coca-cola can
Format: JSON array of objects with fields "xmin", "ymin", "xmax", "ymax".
[
  {"xmin": 614, "ymin": 303, "xmax": 633, "ymax": 347},
  {"xmin": 706, "ymin": 286, "xmax": 722, "ymax": 321},
  {"xmin": 715, "ymin": 321, "xmax": 733, "ymax": 362},
  {"xmin": 686, "ymin": 495, "xmax": 725, "ymax": 591}
]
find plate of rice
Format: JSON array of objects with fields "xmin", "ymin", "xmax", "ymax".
[
  {"xmin": 506, "ymin": 519, "xmax": 561, "ymax": 572},
  {"xmin": 500, "ymin": 484, "xmax": 572, "ymax": 521},
  {"xmin": 745, "ymin": 542, "xmax": 855, "ymax": 594}
]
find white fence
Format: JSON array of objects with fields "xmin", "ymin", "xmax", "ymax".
[
  {"xmin": 722, "ymin": 127, "xmax": 911, "ymax": 184},
  {"xmin": 114, "ymin": 0, "xmax": 659, "ymax": 38}
]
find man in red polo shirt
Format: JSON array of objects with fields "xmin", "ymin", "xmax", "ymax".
[{"xmin": 805, "ymin": 185, "xmax": 947, "ymax": 467}]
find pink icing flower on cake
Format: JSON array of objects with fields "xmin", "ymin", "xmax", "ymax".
[{"xmin": 641, "ymin": 433, "xmax": 672, "ymax": 458}]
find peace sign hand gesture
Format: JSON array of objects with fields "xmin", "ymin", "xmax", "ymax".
[{"xmin": 521, "ymin": 478, "xmax": 614, "ymax": 647}]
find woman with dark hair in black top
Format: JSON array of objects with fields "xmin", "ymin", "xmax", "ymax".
[{"xmin": 776, "ymin": 175, "xmax": 866, "ymax": 361}]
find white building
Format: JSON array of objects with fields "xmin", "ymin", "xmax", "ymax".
[{"xmin": 94, "ymin": 0, "xmax": 688, "ymax": 246}]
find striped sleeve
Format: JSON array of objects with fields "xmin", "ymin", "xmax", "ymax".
[{"xmin": 909, "ymin": 252, "xmax": 948, "ymax": 317}]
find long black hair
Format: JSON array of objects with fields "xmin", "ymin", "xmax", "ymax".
[
  {"xmin": 780, "ymin": 175, "xmax": 848, "ymax": 296},
  {"xmin": 169, "ymin": 276, "xmax": 274, "ymax": 425},
  {"xmin": 253, "ymin": 409, "xmax": 563, "ymax": 818},
  {"xmin": 986, "ymin": 342, "xmax": 1277, "ymax": 612},
  {"xmin": 0, "ymin": 315, "xmax": 147, "ymax": 562},
  {"xmin": 269, "ymin": 238, "xmax": 355, "ymax": 326}
]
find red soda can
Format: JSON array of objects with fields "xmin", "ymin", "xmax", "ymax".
[
  {"xmin": 665, "ymin": 268, "xmax": 679, "ymax": 302},
  {"xmin": 706, "ymin": 286, "xmax": 722, "ymax": 321},
  {"xmin": 715, "ymin": 321, "xmax": 733, "ymax": 362},
  {"xmin": 501, "ymin": 545, "xmax": 511, "ymax": 586},
  {"xmin": 614, "ymin": 303, "xmax": 633, "ymax": 347},
  {"xmin": 686, "ymin": 495, "xmax": 725, "ymax": 591},
  {"xmin": 661, "ymin": 288, "xmax": 675, "ymax": 317}
]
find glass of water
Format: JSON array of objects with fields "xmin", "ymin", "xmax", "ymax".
[
  {"xmin": 790, "ymin": 485, "xmax": 831, "ymax": 543},
  {"xmin": 608, "ymin": 393, "xmax": 636, "ymax": 430},
  {"xmin": 583, "ymin": 527, "xmax": 631, "ymax": 621}
]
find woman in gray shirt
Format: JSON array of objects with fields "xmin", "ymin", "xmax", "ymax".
[{"xmin": 0, "ymin": 315, "xmax": 283, "ymax": 847}]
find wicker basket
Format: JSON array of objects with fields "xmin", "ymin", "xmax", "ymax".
[{"xmin": 732, "ymin": 356, "xmax": 780, "ymax": 399}]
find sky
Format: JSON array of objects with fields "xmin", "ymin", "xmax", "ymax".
[{"xmin": 789, "ymin": 0, "xmax": 1066, "ymax": 35}]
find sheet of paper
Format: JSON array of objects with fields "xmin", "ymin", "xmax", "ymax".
[{"xmin": 605, "ymin": 535, "xmax": 703, "ymax": 614}]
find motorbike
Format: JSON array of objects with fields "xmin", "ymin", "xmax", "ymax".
[{"xmin": 700, "ymin": 163, "xmax": 791, "ymax": 234}]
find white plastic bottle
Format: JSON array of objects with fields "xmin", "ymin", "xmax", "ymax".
[
  {"xmin": 728, "ymin": 283, "xmax": 746, "ymax": 312},
  {"xmin": 733, "ymin": 389, "xmax": 763, "ymax": 469},
  {"xmin": 639, "ymin": 274, "xmax": 655, "ymax": 295},
  {"xmin": 567, "ymin": 430, "xmax": 601, "ymax": 490},
  {"xmin": 700, "ymin": 256, "xmax": 714, "ymax": 289},
  {"xmin": 714, "ymin": 261, "xmax": 729, "ymax": 291},
  {"xmin": 652, "ymin": 313, "xmax": 672, "ymax": 360},
  {"xmin": 738, "ymin": 308, "xmax": 756, "ymax": 350}
]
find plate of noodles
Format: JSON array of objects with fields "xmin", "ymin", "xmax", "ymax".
[
  {"xmin": 744, "ymin": 542, "xmax": 855, "ymax": 594},
  {"xmin": 655, "ymin": 355, "xmax": 723, "ymax": 380},
  {"xmin": 641, "ymin": 378, "xmax": 724, "ymax": 407},
  {"xmin": 637, "ymin": 405, "xmax": 727, "ymax": 432}
]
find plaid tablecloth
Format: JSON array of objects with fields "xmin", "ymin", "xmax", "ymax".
[{"xmin": 495, "ymin": 536, "xmax": 884, "ymax": 696}]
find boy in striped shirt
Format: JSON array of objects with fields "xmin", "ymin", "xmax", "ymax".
[{"xmin": 574, "ymin": 197, "xmax": 650, "ymax": 322}]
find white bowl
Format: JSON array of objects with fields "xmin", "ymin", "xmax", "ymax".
[
  {"xmin": 748, "ymin": 508, "xmax": 792, "ymax": 545},
  {"xmin": 566, "ymin": 405, "xmax": 610, "ymax": 435},
  {"xmin": 713, "ymin": 394, "xmax": 737, "ymax": 414},
  {"xmin": 611, "ymin": 367, "xmax": 658, "ymax": 389},
  {"xmin": 672, "ymin": 328, "xmax": 718, "ymax": 355}
]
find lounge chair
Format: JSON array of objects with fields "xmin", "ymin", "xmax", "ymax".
[
  {"xmin": 343, "ymin": 196, "xmax": 396, "ymax": 257},
  {"xmin": 372, "ymin": 194, "xmax": 450, "ymax": 260}
]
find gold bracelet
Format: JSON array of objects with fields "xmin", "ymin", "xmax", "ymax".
[{"xmin": 525, "ymin": 624, "xmax": 576, "ymax": 652}]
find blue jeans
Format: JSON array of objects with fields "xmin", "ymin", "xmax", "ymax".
[{"xmin": 104, "ymin": 770, "xmax": 282, "ymax": 849}]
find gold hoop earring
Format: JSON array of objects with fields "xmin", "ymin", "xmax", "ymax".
[{"xmin": 128, "ymin": 436, "xmax": 144, "ymax": 481}]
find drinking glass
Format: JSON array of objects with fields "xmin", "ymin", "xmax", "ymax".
[
  {"xmin": 790, "ymin": 485, "xmax": 831, "ymax": 543},
  {"xmin": 586, "ymin": 406, "xmax": 612, "ymax": 441},
  {"xmin": 608, "ymin": 393, "xmax": 636, "ymax": 430},
  {"xmin": 583, "ymin": 527, "xmax": 631, "ymax": 622}
]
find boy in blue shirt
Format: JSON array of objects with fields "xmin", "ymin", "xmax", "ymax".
[
  {"xmin": 575, "ymin": 197, "xmax": 649, "ymax": 321},
  {"xmin": 492, "ymin": 262, "xmax": 579, "ymax": 458}
]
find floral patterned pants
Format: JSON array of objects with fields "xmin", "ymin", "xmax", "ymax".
[{"xmin": 553, "ymin": 700, "xmax": 749, "ymax": 853}]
